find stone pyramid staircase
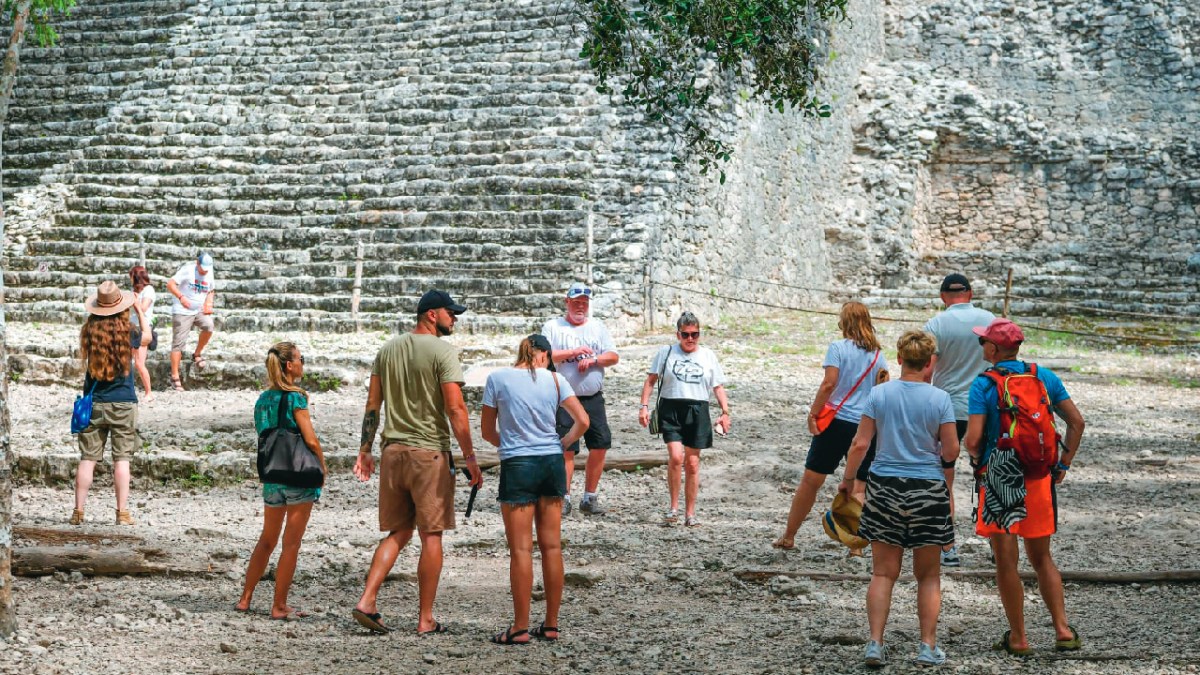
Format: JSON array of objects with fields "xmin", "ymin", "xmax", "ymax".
[{"xmin": 4, "ymin": 0, "xmax": 657, "ymax": 332}]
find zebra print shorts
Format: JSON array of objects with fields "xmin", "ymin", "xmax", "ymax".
[{"xmin": 859, "ymin": 475, "xmax": 954, "ymax": 549}]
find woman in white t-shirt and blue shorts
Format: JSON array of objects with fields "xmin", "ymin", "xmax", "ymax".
[
  {"xmin": 482, "ymin": 334, "xmax": 588, "ymax": 645},
  {"xmin": 774, "ymin": 302, "xmax": 889, "ymax": 550},
  {"xmin": 638, "ymin": 312, "xmax": 731, "ymax": 527},
  {"xmin": 839, "ymin": 330, "xmax": 960, "ymax": 667}
]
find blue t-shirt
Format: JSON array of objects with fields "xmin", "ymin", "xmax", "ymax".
[
  {"xmin": 85, "ymin": 331, "xmax": 141, "ymax": 404},
  {"xmin": 254, "ymin": 390, "xmax": 308, "ymax": 434},
  {"xmin": 822, "ymin": 339, "xmax": 888, "ymax": 423},
  {"xmin": 967, "ymin": 360, "xmax": 1070, "ymax": 464},
  {"xmin": 863, "ymin": 380, "xmax": 955, "ymax": 481},
  {"xmin": 483, "ymin": 367, "xmax": 575, "ymax": 460}
]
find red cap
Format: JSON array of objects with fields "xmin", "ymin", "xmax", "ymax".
[{"xmin": 973, "ymin": 318, "xmax": 1025, "ymax": 349}]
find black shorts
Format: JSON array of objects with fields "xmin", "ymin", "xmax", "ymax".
[
  {"xmin": 556, "ymin": 391, "xmax": 611, "ymax": 453},
  {"xmin": 130, "ymin": 328, "xmax": 159, "ymax": 352},
  {"xmin": 941, "ymin": 420, "xmax": 969, "ymax": 469},
  {"xmin": 498, "ymin": 454, "xmax": 567, "ymax": 505},
  {"xmin": 858, "ymin": 474, "xmax": 954, "ymax": 549},
  {"xmin": 806, "ymin": 417, "xmax": 876, "ymax": 481},
  {"xmin": 658, "ymin": 398, "xmax": 713, "ymax": 449}
]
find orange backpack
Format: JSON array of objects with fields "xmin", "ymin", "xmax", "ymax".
[{"xmin": 982, "ymin": 363, "xmax": 1060, "ymax": 479}]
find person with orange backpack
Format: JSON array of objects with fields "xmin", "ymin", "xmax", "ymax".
[{"xmin": 964, "ymin": 318, "xmax": 1086, "ymax": 656}]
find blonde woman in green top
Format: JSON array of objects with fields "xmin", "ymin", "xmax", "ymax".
[{"xmin": 236, "ymin": 341, "xmax": 327, "ymax": 620}]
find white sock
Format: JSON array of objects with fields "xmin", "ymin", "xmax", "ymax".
[{"xmin": 582, "ymin": 491, "xmax": 597, "ymax": 503}]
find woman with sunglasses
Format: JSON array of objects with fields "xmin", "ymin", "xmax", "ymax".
[
  {"xmin": 236, "ymin": 342, "xmax": 326, "ymax": 620},
  {"xmin": 638, "ymin": 312, "xmax": 730, "ymax": 527}
]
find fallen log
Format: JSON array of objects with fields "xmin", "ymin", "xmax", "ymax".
[
  {"xmin": 14, "ymin": 526, "xmax": 144, "ymax": 546},
  {"xmin": 734, "ymin": 568, "xmax": 1200, "ymax": 584},
  {"xmin": 472, "ymin": 449, "xmax": 666, "ymax": 471},
  {"xmin": 13, "ymin": 546, "xmax": 216, "ymax": 577}
]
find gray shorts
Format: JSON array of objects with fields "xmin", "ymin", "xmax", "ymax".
[
  {"xmin": 171, "ymin": 312, "xmax": 215, "ymax": 352},
  {"xmin": 263, "ymin": 484, "xmax": 321, "ymax": 507}
]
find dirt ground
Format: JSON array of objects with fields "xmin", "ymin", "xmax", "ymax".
[{"xmin": 2, "ymin": 314, "xmax": 1199, "ymax": 674}]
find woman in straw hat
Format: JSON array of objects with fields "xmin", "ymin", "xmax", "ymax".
[
  {"xmin": 839, "ymin": 330, "xmax": 960, "ymax": 668},
  {"xmin": 774, "ymin": 301, "xmax": 888, "ymax": 549},
  {"xmin": 236, "ymin": 341, "xmax": 326, "ymax": 620},
  {"xmin": 72, "ymin": 280, "xmax": 152, "ymax": 525}
]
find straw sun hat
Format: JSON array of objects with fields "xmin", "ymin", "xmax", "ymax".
[
  {"xmin": 822, "ymin": 492, "xmax": 869, "ymax": 550},
  {"xmin": 83, "ymin": 280, "xmax": 136, "ymax": 317}
]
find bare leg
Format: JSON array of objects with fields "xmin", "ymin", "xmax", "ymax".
[
  {"xmin": 134, "ymin": 346, "xmax": 153, "ymax": 400},
  {"xmin": 237, "ymin": 505, "xmax": 286, "ymax": 611},
  {"xmin": 584, "ymin": 448, "xmax": 607, "ymax": 493},
  {"xmin": 270, "ymin": 502, "xmax": 314, "ymax": 618},
  {"xmin": 942, "ymin": 466, "xmax": 956, "ymax": 550},
  {"xmin": 683, "ymin": 447, "xmax": 702, "ymax": 518},
  {"xmin": 867, "ymin": 542, "xmax": 902, "ymax": 643},
  {"xmin": 666, "ymin": 442, "xmax": 684, "ymax": 511},
  {"xmin": 534, "ymin": 497, "xmax": 563, "ymax": 637},
  {"xmin": 355, "ymin": 529, "xmax": 414, "ymax": 616},
  {"xmin": 913, "ymin": 545, "xmax": 943, "ymax": 647},
  {"xmin": 113, "ymin": 460, "xmax": 131, "ymax": 512},
  {"xmin": 562, "ymin": 450, "xmax": 575, "ymax": 498},
  {"xmin": 501, "ymin": 503, "xmax": 535, "ymax": 640},
  {"xmin": 74, "ymin": 460, "xmax": 97, "ymax": 512},
  {"xmin": 170, "ymin": 350, "xmax": 182, "ymax": 384},
  {"xmin": 1025, "ymin": 536, "xmax": 1073, "ymax": 640},
  {"xmin": 774, "ymin": 469, "xmax": 828, "ymax": 547},
  {"xmin": 991, "ymin": 533, "xmax": 1029, "ymax": 649},
  {"xmin": 415, "ymin": 531, "xmax": 444, "ymax": 633},
  {"xmin": 193, "ymin": 329, "xmax": 214, "ymax": 357}
]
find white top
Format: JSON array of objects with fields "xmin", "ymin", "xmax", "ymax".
[
  {"xmin": 647, "ymin": 345, "xmax": 726, "ymax": 401},
  {"xmin": 822, "ymin": 339, "xmax": 889, "ymax": 424},
  {"xmin": 482, "ymin": 367, "xmax": 575, "ymax": 460},
  {"xmin": 924, "ymin": 302, "xmax": 996, "ymax": 419},
  {"xmin": 170, "ymin": 263, "xmax": 215, "ymax": 316},
  {"xmin": 539, "ymin": 316, "xmax": 616, "ymax": 397},
  {"xmin": 137, "ymin": 286, "xmax": 157, "ymax": 325}
]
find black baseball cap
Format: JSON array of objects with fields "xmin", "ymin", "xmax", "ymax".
[
  {"xmin": 528, "ymin": 333, "xmax": 556, "ymax": 372},
  {"xmin": 940, "ymin": 273, "xmax": 971, "ymax": 292},
  {"xmin": 416, "ymin": 289, "xmax": 466, "ymax": 315}
]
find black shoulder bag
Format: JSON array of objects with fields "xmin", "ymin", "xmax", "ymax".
[
  {"xmin": 257, "ymin": 392, "xmax": 325, "ymax": 488},
  {"xmin": 648, "ymin": 346, "xmax": 670, "ymax": 436}
]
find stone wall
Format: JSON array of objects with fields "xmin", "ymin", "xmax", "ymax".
[{"xmin": 2, "ymin": 0, "xmax": 1196, "ymax": 331}]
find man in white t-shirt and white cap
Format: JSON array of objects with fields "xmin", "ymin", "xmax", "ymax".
[
  {"xmin": 540, "ymin": 282, "xmax": 620, "ymax": 516},
  {"xmin": 166, "ymin": 252, "xmax": 217, "ymax": 391}
]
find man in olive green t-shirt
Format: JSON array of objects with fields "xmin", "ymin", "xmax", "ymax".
[{"xmin": 351, "ymin": 290, "xmax": 483, "ymax": 635}]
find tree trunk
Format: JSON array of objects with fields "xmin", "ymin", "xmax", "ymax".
[
  {"xmin": 0, "ymin": 0, "xmax": 33, "ymax": 639},
  {"xmin": 12, "ymin": 546, "xmax": 217, "ymax": 577}
]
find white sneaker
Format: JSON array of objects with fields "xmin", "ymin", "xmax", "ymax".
[
  {"xmin": 579, "ymin": 496, "xmax": 606, "ymax": 515},
  {"xmin": 941, "ymin": 546, "xmax": 961, "ymax": 567},
  {"xmin": 865, "ymin": 640, "xmax": 887, "ymax": 668},
  {"xmin": 561, "ymin": 498, "xmax": 572, "ymax": 517},
  {"xmin": 917, "ymin": 642, "xmax": 946, "ymax": 667}
]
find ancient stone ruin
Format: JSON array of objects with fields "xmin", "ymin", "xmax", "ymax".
[{"xmin": 3, "ymin": 0, "xmax": 1198, "ymax": 331}]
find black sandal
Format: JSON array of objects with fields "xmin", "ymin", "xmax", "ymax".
[
  {"xmin": 490, "ymin": 628, "xmax": 530, "ymax": 645},
  {"xmin": 530, "ymin": 622, "xmax": 559, "ymax": 641}
]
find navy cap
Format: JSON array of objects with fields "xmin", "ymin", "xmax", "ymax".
[
  {"xmin": 940, "ymin": 273, "xmax": 971, "ymax": 292},
  {"xmin": 416, "ymin": 289, "xmax": 466, "ymax": 315},
  {"xmin": 528, "ymin": 333, "xmax": 555, "ymax": 372}
]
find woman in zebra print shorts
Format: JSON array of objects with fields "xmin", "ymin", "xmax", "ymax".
[{"xmin": 840, "ymin": 331, "xmax": 960, "ymax": 668}]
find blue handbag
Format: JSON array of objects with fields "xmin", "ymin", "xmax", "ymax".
[{"xmin": 71, "ymin": 380, "xmax": 99, "ymax": 434}]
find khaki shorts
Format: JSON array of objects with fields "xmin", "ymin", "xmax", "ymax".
[
  {"xmin": 78, "ymin": 401, "xmax": 138, "ymax": 462},
  {"xmin": 171, "ymin": 312, "xmax": 215, "ymax": 352},
  {"xmin": 378, "ymin": 443, "xmax": 456, "ymax": 533}
]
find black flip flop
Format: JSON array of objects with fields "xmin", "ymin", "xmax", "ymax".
[
  {"xmin": 352, "ymin": 608, "xmax": 392, "ymax": 634},
  {"xmin": 418, "ymin": 621, "xmax": 449, "ymax": 636},
  {"xmin": 491, "ymin": 628, "xmax": 530, "ymax": 645},
  {"xmin": 530, "ymin": 622, "xmax": 559, "ymax": 641}
]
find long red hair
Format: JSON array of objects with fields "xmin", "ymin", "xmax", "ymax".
[{"xmin": 80, "ymin": 310, "xmax": 132, "ymax": 381}]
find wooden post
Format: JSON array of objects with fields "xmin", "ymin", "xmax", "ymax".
[
  {"xmin": 351, "ymin": 240, "xmax": 364, "ymax": 332},
  {"xmin": 138, "ymin": 237, "xmax": 146, "ymax": 269},
  {"xmin": 1003, "ymin": 268, "xmax": 1014, "ymax": 318},
  {"xmin": 585, "ymin": 207, "xmax": 594, "ymax": 286},
  {"xmin": 647, "ymin": 256, "xmax": 655, "ymax": 331}
]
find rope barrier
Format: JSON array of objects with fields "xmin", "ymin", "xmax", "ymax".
[{"xmin": 648, "ymin": 280, "xmax": 1200, "ymax": 347}]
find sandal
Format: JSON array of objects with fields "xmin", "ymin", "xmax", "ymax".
[
  {"xmin": 772, "ymin": 536, "xmax": 795, "ymax": 550},
  {"xmin": 351, "ymin": 608, "xmax": 392, "ymax": 634},
  {"xmin": 171, "ymin": 375, "xmax": 184, "ymax": 392},
  {"xmin": 1055, "ymin": 626, "xmax": 1082, "ymax": 652},
  {"xmin": 993, "ymin": 630, "xmax": 1033, "ymax": 656},
  {"xmin": 269, "ymin": 608, "xmax": 310, "ymax": 621},
  {"xmin": 490, "ymin": 628, "xmax": 530, "ymax": 645},
  {"xmin": 417, "ymin": 621, "xmax": 448, "ymax": 636},
  {"xmin": 191, "ymin": 352, "xmax": 207, "ymax": 372},
  {"xmin": 530, "ymin": 622, "xmax": 559, "ymax": 641}
]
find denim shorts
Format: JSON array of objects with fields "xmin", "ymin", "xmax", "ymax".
[
  {"xmin": 263, "ymin": 483, "xmax": 321, "ymax": 507},
  {"xmin": 498, "ymin": 454, "xmax": 567, "ymax": 505}
]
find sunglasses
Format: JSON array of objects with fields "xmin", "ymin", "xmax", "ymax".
[
  {"xmin": 679, "ymin": 331, "xmax": 701, "ymax": 339},
  {"xmin": 567, "ymin": 288, "xmax": 593, "ymax": 299},
  {"xmin": 977, "ymin": 337, "xmax": 988, "ymax": 346},
  {"xmin": 294, "ymin": 355, "xmax": 306, "ymax": 365}
]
